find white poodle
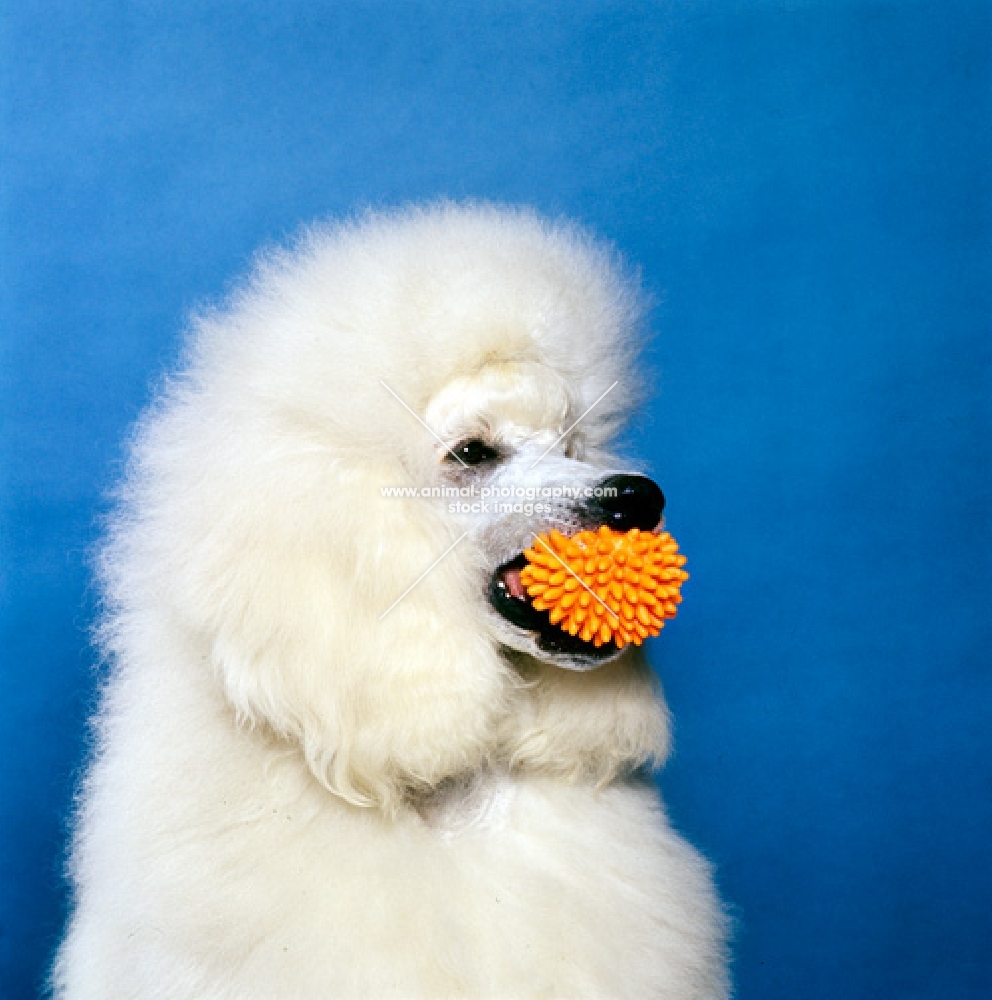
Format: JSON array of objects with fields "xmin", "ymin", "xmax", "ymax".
[{"xmin": 54, "ymin": 204, "xmax": 729, "ymax": 999}]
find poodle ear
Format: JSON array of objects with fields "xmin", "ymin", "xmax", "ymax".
[
  {"xmin": 496, "ymin": 649, "xmax": 671, "ymax": 784},
  {"xmin": 154, "ymin": 435, "xmax": 512, "ymax": 813}
]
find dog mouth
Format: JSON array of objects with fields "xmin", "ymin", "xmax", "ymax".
[{"xmin": 489, "ymin": 553, "xmax": 622, "ymax": 661}]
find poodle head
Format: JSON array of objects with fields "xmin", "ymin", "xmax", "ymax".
[{"xmin": 105, "ymin": 204, "xmax": 670, "ymax": 811}]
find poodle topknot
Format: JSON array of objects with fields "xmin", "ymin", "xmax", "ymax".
[{"xmin": 54, "ymin": 203, "xmax": 730, "ymax": 999}]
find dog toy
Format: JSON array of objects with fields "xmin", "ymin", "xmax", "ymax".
[{"xmin": 520, "ymin": 526, "xmax": 688, "ymax": 649}]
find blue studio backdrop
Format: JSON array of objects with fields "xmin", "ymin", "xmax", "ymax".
[{"xmin": 2, "ymin": 2, "xmax": 989, "ymax": 997}]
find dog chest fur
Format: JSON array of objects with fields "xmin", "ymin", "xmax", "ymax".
[{"xmin": 57, "ymin": 653, "xmax": 726, "ymax": 999}]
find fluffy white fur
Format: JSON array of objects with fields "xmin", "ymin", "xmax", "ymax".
[{"xmin": 54, "ymin": 204, "xmax": 729, "ymax": 998}]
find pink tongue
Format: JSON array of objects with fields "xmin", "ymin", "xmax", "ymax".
[{"xmin": 504, "ymin": 567, "xmax": 526, "ymax": 599}]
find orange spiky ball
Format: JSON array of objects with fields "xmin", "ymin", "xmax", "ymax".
[{"xmin": 519, "ymin": 526, "xmax": 688, "ymax": 649}]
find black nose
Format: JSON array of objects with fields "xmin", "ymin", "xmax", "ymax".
[{"xmin": 590, "ymin": 474, "xmax": 666, "ymax": 531}]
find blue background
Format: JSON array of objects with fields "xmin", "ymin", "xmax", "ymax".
[{"xmin": 2, "ymin": 2, "xmax": 989, "ymax": 997}]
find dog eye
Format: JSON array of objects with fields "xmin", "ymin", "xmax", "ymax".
[{"xmin": 447, "ymin": 439, "xmax": 500, "ymax": 466}]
